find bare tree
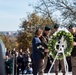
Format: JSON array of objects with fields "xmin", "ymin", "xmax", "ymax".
[{"xmin": 34, "ymin": 0, "xmax": 76, "ymax": 27}]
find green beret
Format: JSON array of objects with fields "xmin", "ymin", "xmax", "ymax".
[
  {"xmin": 45, "ymin": 26, "xmax": 51, "ymax": 31},
  {"xmin": 68, "ymin": 24, "xmax": 73, "ymax": 29},
  {"xmin": 54, "ymin": 24, "xmax": 59, "ymax": 29}
]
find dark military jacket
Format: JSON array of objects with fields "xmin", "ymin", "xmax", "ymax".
[
  {"xmin": 40, "ymin": 33, "xmax": 49, "ymax": 49},
  {"xmin": 39, "ymin": 33, "xmax": 49, "ymax": 57},
  {"xmin": 71, "ymin": 34, "xmax": 76, "ymax": 57}
]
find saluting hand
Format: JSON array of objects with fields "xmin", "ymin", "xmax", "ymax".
[
  {"xmin": 72, "ymin": 42, "xmax": 76, "ymax": 46},
  {"xmin": 44, "ymin": 49, "xmax": 49, "ymax": 52}
]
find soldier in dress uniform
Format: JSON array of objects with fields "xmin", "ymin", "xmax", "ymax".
[
  {"xmin": 69, "ymin": 25, "xmax": 76, "ymax": 75},
  {"xmin": 40, "ymin": 26, "xmax": 51, "ymax": 72},
  {"xmin": 53, "ymin": 24, "xmax": 65, "ymax": 75}
]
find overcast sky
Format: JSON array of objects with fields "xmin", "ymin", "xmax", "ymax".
[{"xmin": 0, "ymin": 0, "xmax": 37, "ymax": 31}]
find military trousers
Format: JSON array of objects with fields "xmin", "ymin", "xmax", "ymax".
[{"xmin": 71, "ymin": 56, "xmax": 76, "ymax": 75}]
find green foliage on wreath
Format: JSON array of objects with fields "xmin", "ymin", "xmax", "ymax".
[{"xmin": 48, "ymin": 30, "xmax": 73, "ymax": 60}]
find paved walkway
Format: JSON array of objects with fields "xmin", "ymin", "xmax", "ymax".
[{"xmin": 20, "ymin": 72, "xmax": 72, "ymax": 75}]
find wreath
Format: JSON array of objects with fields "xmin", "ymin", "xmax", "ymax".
[{"xmin": 48, "ymin": 30, "xmax": 73, "ymax": 60}]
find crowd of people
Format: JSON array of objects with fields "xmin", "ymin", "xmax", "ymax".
[
  {"xmin": 4, "ymin": 48, "xmax": 33, "ymax": 75},
  {"xmin": 0, "ymin": 24, "xmax": 76, "ymax": 75}
]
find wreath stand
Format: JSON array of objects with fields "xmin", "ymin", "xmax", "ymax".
[{"xmin": 47, "ymin": 44, "xmax": 69, "ymax": 75}]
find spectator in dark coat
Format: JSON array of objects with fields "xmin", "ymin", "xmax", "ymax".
[
  {"xmin": 5, "ymin": 55, "xmax": 12, "ymax": 75},
  {"xmin": 20, "ymin": 52, "xmax": 28, "ymax": 74}
]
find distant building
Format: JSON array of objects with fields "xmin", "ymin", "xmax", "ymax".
[{"xmin": 0, "ymin": 31, "xmax": 18, "ymax": 37}]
